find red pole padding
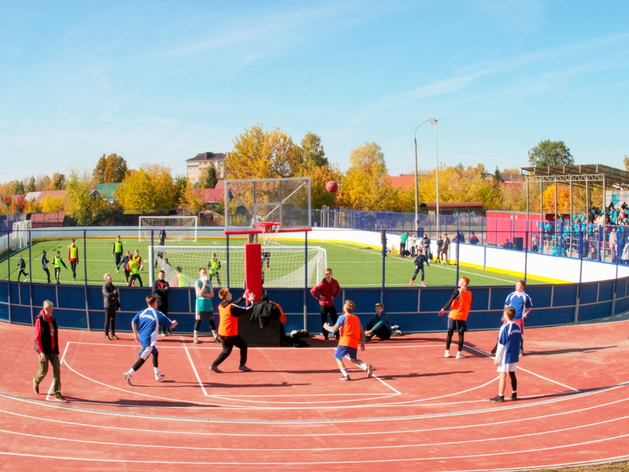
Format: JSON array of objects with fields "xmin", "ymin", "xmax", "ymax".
[{"xmin": 245, "ymin": 243, "xmax": 263, "ymax": 302}]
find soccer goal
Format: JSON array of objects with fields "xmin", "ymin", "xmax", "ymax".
[
  {"xmin": 11, "ymin": 220, "xmax": 32, "ymax": 250},
  {"xmin": 138, "ymin": 216, "xmax": 198, "ymax": 242},
  {"xmin": 148, "ymin": 245, "xmax": 327, "ymax": 288}
]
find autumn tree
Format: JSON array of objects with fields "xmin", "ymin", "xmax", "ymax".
[
  {"xmin": 36, "ymin": 175, "xmax": 52, "ymax": 191},
  {"xmin": 40, "ymin": 196, "xmax": 65, "ymax": 213},
  {"xmin": 624, "ymin": 154, "xmax": 629, "ymax": 171},
  {"xmin": 93, "ymin": 153, "xmax": 129, "ymax": 183},
  {"xmin": 65, "ymin": 169, "xmax": 108, "ymax": 225},
  {"xmin": 115, "ymin": 164, "xmax": 178, "ymax": 213},
  {"xmin": 179, "ymin": 180, "xmax": 207, "ymax": 213},
  {"xmin": 50, "ymin": 173, "xmax": 66, "ymax": 190},
  {"xmin": 528, "ymin": 140, "xmax": 574, "ymax": 167},
  {"xmin": 337, "ymin": 142, "xmax": 401, "ymax": 211},
  {"xmin": 226, "ymin": 124, "xmax": 301, "ymax": 180},
  {"xmin": 9, "ymin": 180, "xmax": 25, "ymax": 195}
]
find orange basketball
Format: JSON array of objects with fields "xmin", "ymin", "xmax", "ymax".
[{"xmin": 325, "ymin": 181, "xmax": 338, "ymax": 193}]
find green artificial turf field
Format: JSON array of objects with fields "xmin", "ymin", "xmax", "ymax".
[{"xmin": 0, "ymin": 236, "xmax": 550, "ymax": 288}]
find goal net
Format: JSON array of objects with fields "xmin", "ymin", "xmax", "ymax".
[
  {"xmin": 148, "ymin": 245, "xmax": 327, "ymax": 288},
  {"xmin": 11, "ymin": 220, "xmax": 32, "ymax": 250},
  {"xmin": 138, "ymin": 216, "xmax": 198, "ymax": 242}
]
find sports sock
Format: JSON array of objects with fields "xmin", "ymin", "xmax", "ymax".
[
  {"xmin": 358, "ymin": 362, "xmax": 368, "ymax": 370},
  {"xmin": 127, "ymin": 368, "xmax": 135, "ymax": 376},
  {"xmin": 154, "ymin": 367, "xmax": 159, "ymax": 375},
  {"xmin": 341, "ymin": 368, "xmax": 348, "ymax": 376}
]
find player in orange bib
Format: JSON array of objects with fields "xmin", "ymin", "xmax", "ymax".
[
  {"xmin": 324, "ymin": 300, "xmax": 374, "ymax": 381},
  {"xmin": 439, "ymin": 276, "xmax": 472, "ymax": 359},
  {"xmin": 210, "ymin": 287, "xmax": 255, "ymax": 373}
]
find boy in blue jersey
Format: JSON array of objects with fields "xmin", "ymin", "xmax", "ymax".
[
  {"xmin": 123, "ymin": 295, "xmax": 177, "ymax": 385},
  {"xmin": 491, "ymin": 280, "xmax": 532, "ymax": 355},
  {"xmin": 490, "ymin": 307, "xmax": 522, "ymax": 402}
]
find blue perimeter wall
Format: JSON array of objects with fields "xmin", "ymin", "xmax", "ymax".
[{"xmin": 2, "ymin": 277, "xmax": 629, "ymax": 334}]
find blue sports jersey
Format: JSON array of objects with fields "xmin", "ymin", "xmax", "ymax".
[
  {"xmin": 496, "ymin": 321, "xmax": 522, "ymax": 364},
  {"xmin": 504, "ymin": 291, "xmax": 533, "ymax": 320},
  {"xmin": 132, "ymin": 308, "xmax": 173, "ymax": 347}
]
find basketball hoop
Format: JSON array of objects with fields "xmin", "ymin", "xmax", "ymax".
[{"xmin": 257, "ymin": 222, "xmax": 282, "ymax": 246}]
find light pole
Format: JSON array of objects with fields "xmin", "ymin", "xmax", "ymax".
[{"xmin": 414, "ymin": 118, "xmax": 438, "ymax": 236}]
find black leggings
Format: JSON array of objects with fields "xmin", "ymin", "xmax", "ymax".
[
  {"xmin": 193, "ymin": 318, "xmax": 216, "ymax": 332},
  {"xmin": 105, "ymin": 307, "xmax": 117, "ymax": 335},
  {"xmin": 132, "ymin": 351, "xmax": 158, "ymax": 371},
  {"xmin": 320, "ymin": 305, "xmax": 338, "ymax": 339},
  {"xmin": 509, "ymin": 371, "xmax": 517, "ymax": 391},
  {"xmin": 212, "ymin": 335, "xmax": 247, "ymax": 366},
  {"xmin": 446, "ymin": 329, "xmax": 465, "ymax": 351}
]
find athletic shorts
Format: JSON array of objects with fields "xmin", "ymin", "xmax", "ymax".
[
  {"xmin": 335, "ymin": 345, "xmax": 358, "ymax": 361},
  {"xmin": 447, "ymin": 318, "xmax": 468, "ymax": 332},
  {"xmin": 139, "ymin": 345, "xmax": 158, "ymax": 359},
  {"xmin": 496, "ymin": 362, "xmax": 518, "ymax": 373},
  {"xmin": 196, "ymin": 310, "xmax": 214, "ymax": 321},
  {"xmin": 513, "ymin": 319, "xmax": 524, "ymax": 332}
]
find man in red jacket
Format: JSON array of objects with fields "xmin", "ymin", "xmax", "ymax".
[
  {"xmin": 310, "ymin": 268, "xmax": 341, "ymax": 341},
  {"xmin": 33, "ymin": 300, "xmax": 66, "ymax": 402}
]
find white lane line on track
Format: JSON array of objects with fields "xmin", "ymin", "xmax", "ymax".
[
  {"xmin": 465, "ymin": 344, "xmax": 581, "ymax": 392},
  {"xmin": 45, "ymin": 342, "xmax": 71, "ymax": 402},
  {"xmin": 182, "ymin": 341, "xmax": 209, "ymax": 397},
  {"xmin": 1, "ymin": 432, "xmax": 629, "ymax": 466},
  {"xmin": 2, "ymin": 383, "xmax": 629, "ymax": 432}
]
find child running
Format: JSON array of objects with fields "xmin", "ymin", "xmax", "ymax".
[
  {"xmin": 409, "ymin": 248, "xmax": 430, "ymax": 286},
  {"xmin": 490, "ymin": 307, "xmax": 522, "ymax": 402},
  {"xmin": 324, "ymin": 300, "xmax": 374, "ymax": 381},
  {"xmin": 123, "ymin": 295, "xmax": 177, "ymax": 385}
]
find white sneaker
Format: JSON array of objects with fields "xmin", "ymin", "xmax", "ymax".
[
  {"xmin": 456, "ymin": 352, "xmax": 465, "ymax": 359},
  {"xmin": 444, "ymin": 350, "xmax": 451, "ymax": 358},
  {"xmin": 123, "ymin": 372, "xmax": 132, "ymax": 385},
  {"xmin": 155, "ymin": 373, "xmax": 165, "ymax": 381}
]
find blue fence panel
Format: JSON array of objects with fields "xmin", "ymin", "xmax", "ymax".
[
  {"xmin": 579, "ymin": 282, "xmax": 599, "ymax": 305},
  {"xmin": 553, "ymin": 285, "xmax": 578, "ymax": 307}
]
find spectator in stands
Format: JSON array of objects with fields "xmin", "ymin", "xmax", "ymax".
[
  {"xmin": 503, "ymin": 239, "xmax": 513, "ymax": 250},
  {"xmin": 422, "ymin": 233, "xmax": 432, "ymax": 260},
  {"xmin": 399, "ymin": 232, "xmax": 408, "ymax": 257},
  {"xmin": 531, "ymin": 234, "xmax": 539, "ymax": 253},
  {"xmin": 469, "ymin": 232, "xmax": 479, "ymax": 245},
  {"xmin": 441, "ymin": 233, "xmax": 451, "ymax": 264}
]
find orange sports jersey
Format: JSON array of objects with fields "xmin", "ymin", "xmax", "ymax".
[
  {"xmin": 218, "ymin": 303, "xmax": 238, "ymax": 337},
  {"xmin": 449, "ymin": 289, "xmax": 472, "ymax": 321},
  {"xmin": 339, "ymin": 313, "xmax": 362, "ymax": 349}
]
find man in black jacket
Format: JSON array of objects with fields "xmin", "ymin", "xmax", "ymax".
[{"xmin": 33, "ymin": 300, "xmax": 66, "ymax": 402}]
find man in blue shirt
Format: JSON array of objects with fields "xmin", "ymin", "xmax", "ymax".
[
  {"xmin": 491, "ymin": 280, "xmax": 532, "ymax": 355},
  {"xmin": 123, "ymin": 295, "xmax": 177, "ymax": 385},
  {"xmin": 365, "ymin": 303, "xmax": 392, "ymax": 340},
  {"xmin": 490, "ymin": 307, "xmax": 522, "ymax": 402}
]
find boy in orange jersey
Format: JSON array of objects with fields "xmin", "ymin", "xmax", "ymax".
[
  {"xmin": 324, "ymin": 300, "xmax": 374, "ymax": 381},
  {"xmin": 438, "ymin": 276, "xmax": 472, "ymax": 359}
]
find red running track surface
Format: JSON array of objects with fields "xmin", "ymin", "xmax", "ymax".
[{"xmin": 1, "ymin": 319, "xmax": 629, "ymax": 471}]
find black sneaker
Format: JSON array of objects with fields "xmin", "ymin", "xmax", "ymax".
[
  {"xmin": 489, "ymin": 395, "xmax": 504, "ymax": 402},
  {"xmin": 511, "ymin": 392, "xmax": 518, "ymax": 401}
]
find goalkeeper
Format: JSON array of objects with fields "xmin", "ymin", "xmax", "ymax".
[{"xmin": 207, "ymin": 253, "xmax": 222, "ymax": 286}]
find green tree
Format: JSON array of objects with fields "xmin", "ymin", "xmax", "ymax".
[
  {"xmin": 36, "ymin": 175, "xmax": 52, "ymax": 191},
  {"xmin": 179, "ymin": 180, "xmax": 207, "ymax": 213},
  {"xmin": 201, "ymin": 166, "xmax": 218, "ymax": 189},
  {"xmin": 50, "ymin": 172, "xmax": 66, "ymax": 190},
  {"xmin": 299, "ymin": 132, "xmax": 328, "ymax": 168},
  {"xmin": 27, "ymin": 176, "xmax": 36, "ymax": 193},
  {"xmin": 115, "ymin": 164, "xmax": 178, "ymax": 213},
  {"xmin": 65, "ymin": 169, "xmax": 106, "ymax": 225},
  {"xmin": 10, "ymin": 180, "xmax": 25, "ymax": 195},
  {"xmin": 528, "ymin": 140, "xmax": 574, "ymax": 167},
  {"xmin": 226, "ymin": 124, "xmax": 301, "ymax": 180}
]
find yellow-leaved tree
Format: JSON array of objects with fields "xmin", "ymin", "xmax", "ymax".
[{"xmin": 115, "ymin": 164, "xmax": 178, "ymax": 213}]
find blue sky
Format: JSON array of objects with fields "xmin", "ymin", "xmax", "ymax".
[{"xmin": 1, "ymin": 0, "xmax": 628, "ymax": 182}]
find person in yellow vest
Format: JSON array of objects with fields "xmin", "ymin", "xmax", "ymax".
[
  {"xmin": 53, "ymin": 250, "xmax": 67, "ymax": 284},
  {"xmin": 112, "ymin": 236, "xmax": 124, "ymax": 273},
  {"xmin": 67, "ymin": 239, "xmax": 79, "ymax": 281},
  {"xmin": 207, "ymin": 253, "xmax": 222, "ymax": 286},
  {"xmin": 324, "ymin": 300, "xmax": 374, "ymax": 381},
  {"xmin": 210, "ymin": 288, "xmax": 255, "ymax": 373},
  {"xmin": 439, "ymin": 276, "xmax": 472, "ymax": 359},
  {"xmin": 128, "ymin": 251, "xmax": 143, "ymax": 287}
]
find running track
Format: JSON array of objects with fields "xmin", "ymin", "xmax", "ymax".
[{"xmin": 1, "ymin": 319, "xmax": 629, "ymax": 471}]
